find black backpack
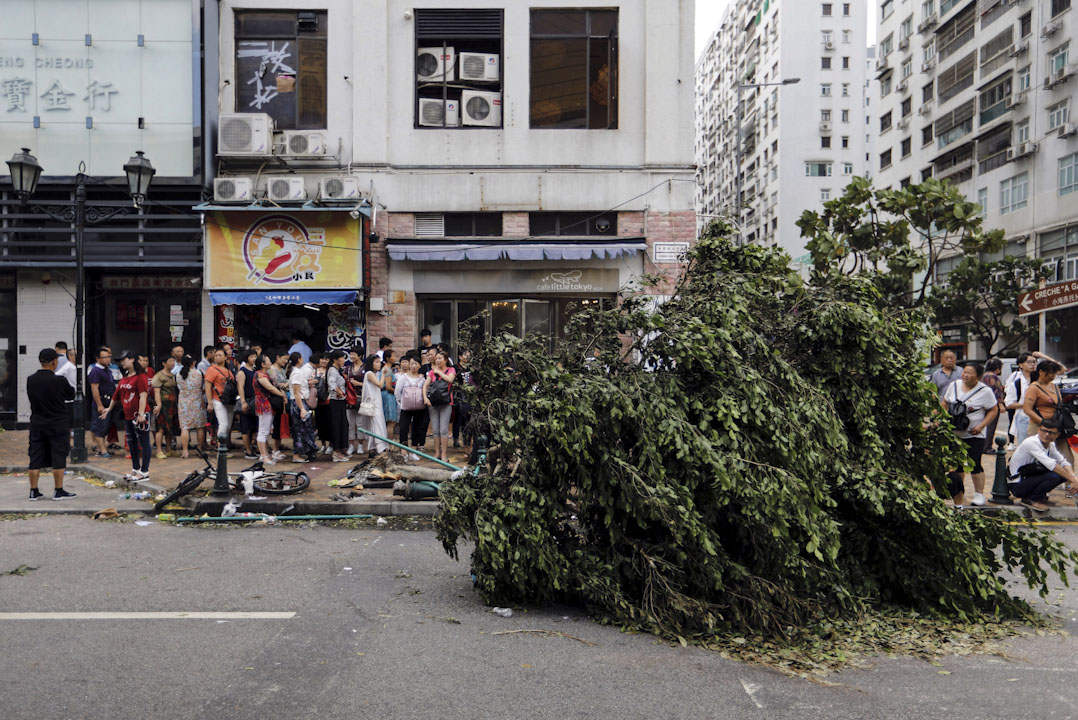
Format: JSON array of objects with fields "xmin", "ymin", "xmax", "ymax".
[
  {"xmin": 315, "ymin": 371, "xmax": 329, "ymax": 403},
  {"xmin": 1033, "ymin": 385, "xmax": 1076, "ymax": 439},
  {"xmin": 219, "ymin": 370, "xmax": 239, "ymax": 406},
  {"xmin": 428, "ymin": 377, "xmax": 452, "ymax": 407},
  {"xmin": 948, "ymin": 384, "xmax": 985, "ymax": 432}
]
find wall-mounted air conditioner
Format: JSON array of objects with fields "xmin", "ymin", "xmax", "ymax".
[
  {"xmin": 459, "ymin": 52, "xmax": 500, "ymax": 81},
  {"xmin": 278, "ymin": 131, "xmax": 326, "ymax": 157},
  {"xmin": 1042, "ymin": 20, "xmax": 1062, "ymax": 37},
  {"xmin": 214, "ymin": 177, "xmax": 254, "ymax": 203},
  {"xmin": 819, "ymin": 121, "xmax": 832, "ymax": 132},
  {"xmin": 918, "ymin": 103, "xmax": 932, "ymax": 116},
  {"xmin": 899, "ymin": 37, "xmax": 910, "ymax": 51},
  {"xmin": 1060, "ymin": 123, "xmax": 1078, "ymax": 138},
  {"xmin": 897, "ymin": 118, "xmax": 910, "ymax": 130},
  {"xmin": 823, "ymin": 41, "xmax": 835, "ymax": 51},
  {"xmin": 897, "ymin": 79, "xmax": 908, "ymax": 92},
  {"xmin": 1005, "ymin": 93, "xmax": 1025, "ymax": 109},
  {"xmin": 417, "ymin": 46, "xmax": 456, "ymax": 82},
  {"xmin": 318, "ymin": 176, "xmax": 361, "ymax": 202},
  {"xmin": 1010, "ymin": 42, "xmax": 1029, "ymax": 57},
  {"xmin": 918, "ymin": 14, "xmax": 937, "ymax": 32},
  {"xmin": 922, "ymin": 57, "xmax": 936, "ymax": 71},
  {"xmin": 1012, "ymin": 142, "xmax": 1036, "ymax": 159},
  {"xmin": 266, "ymin": 176, "xmax": 307, "ymax": 203},
  {"xmin": 418, "ymin": 98, "xmax": 460, "ymax": 127},
  {"xmin": 218, "ymin": 113, "xmax": 273, "ymax": 156},
  {"xmin": 461, "ymin": 90, "xmax": 502, "ymax": 127}
]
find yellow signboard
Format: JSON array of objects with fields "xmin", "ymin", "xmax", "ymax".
[{"xmin": 205, "ymin": 211, "xmax": 361, "ymax": 289}]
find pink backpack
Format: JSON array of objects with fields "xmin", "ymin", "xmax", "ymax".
[{"xmin": 400, "ymin": 379, "xmax": 425, "ymax": 411}]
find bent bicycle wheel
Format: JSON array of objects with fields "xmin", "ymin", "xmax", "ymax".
[
  {"xmin": 153, "ymin": 470, "xmax": 211, "ymax": 511},
  {"xmin": 252, "ymin": 472, "xmax": 310, "ymax": 495}
]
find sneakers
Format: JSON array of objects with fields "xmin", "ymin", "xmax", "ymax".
[
  {"xmin": 132, "ymin": 470, "xmax": 150, "ymax": 483},
  {"xmin": 244, "ymin": 452, "xmax": 259, "ymax": 460},
  {"xmin": 52, "ymin": 488, "xmax": 77, "ymax": 501},
  {"xmin": 332, "ymin": 453, "xmax": 350, "ymax": 463},
  {"xmin": 970, "ymin": 493, "xmax": 986, "ymax": 507},
  {"xmin": 346, "ymin": 444, "xmax": 355, "ymax": 456},
  {"xmin": 452, "ymin": 440, "xmax": 460, "ymax": 448},
  {"xmin": 28, "ymin": 488, "xmax": 45, "ymax": 501},
  {"xmin": 271, "ymin": 450, "xmax": 286, "ymax": 461},
  {"xmin": 95, "ymin": 451, "xmax": 113, "ymax": 459},
  {"xmin": 1020, "ymin": 498, "xmax": 1050, "ymax": 512},
  {"xmin": 408, "ymin": 452, "xmax": 421, "ymax": 463},
  {"xmin": 260, "ymin": 455, "xmax": 277, "ymax": 466},
  {"xmin": 156, "ymin": 451, "xmax": 168, "ymax": 460}
]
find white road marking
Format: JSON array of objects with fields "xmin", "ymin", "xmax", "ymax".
[
  {"xmin": 0, "ymin": 611, "xmax": 296, "ymax": 620},
  {"xmin": 740, "ymin": 678, "xmax": 764, "ymax": 709}
]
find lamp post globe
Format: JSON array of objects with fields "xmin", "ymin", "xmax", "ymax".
[
  {"xmin": 123, "ymin": 151, "xmax": 156, "ymax": 208},
  {"xmin": 5, "ymin": 148, "xmax": 43, "ymax": 201}
]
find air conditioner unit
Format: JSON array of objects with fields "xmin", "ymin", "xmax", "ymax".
[
  {"xmin": 1009, "ymin": 41, "xmax": 1029, "ymax": 57},
  {"xmin": 218, "ymin": 113, "xmax": 273, "ymax": 156},
  {"xmin": 277, "ymin": 130, "xmax": 326, "ymax": 158},
  {"xmin": 824, "ymin": 40, "xmax": 835, "ymax": 51},
  {"xmin": 1060, "ymin": 123, "xmax": 1078, "ymax": 138},
  {"xmin": 416, "ymin": 46, "xmax": 456, "ymax": 82},
  {"xmin": 1042, "ymin": 19, "xmax": 1062, "ymax": 37},
  {"xmin": 266, "ymin": 176, "xmax": 307, "ymax": 203},
  {"xmin": 922, "ymin": 57, "xmax": 936, "ymax": 71},
  {"xmin": 461, "ymin": 90, "xmax": 502, "ymax": 127},
  {"xmin": 918, "ymin": 13, "xmax": 937, "ymax": 32},
  {"xmin": 458, "ymin": 52, "xmax": 500, "ymax": 81},
  {"xmin": 1005, "ymin": 93, "xmax": 1025, "ymax": 109},
  {"xmin": 417, "ymin": 98, "xmax": 460, "ymax": 127},
  {"xmin": 819, "ymin": 121, "xmax": 832, "ymax": 132},
  {"xmin": 898, "ymin": 118, "xmax": 910, "ymax": 130},
  {"xmin": 918, "ymin": 103, "xmax": 932, "ymax": 116},
  {"xmin": 318, "ymin": 176, "xmax": 361, "ymax": 202},
  {"xmin": 1011, "ymin": 142, "xmax": 1037, "ymax": 158},
  {"xmin": 876, "ymin": 56, "xmax": 890, "ymax": 71},
  {"xmin": 899, "ymin": 37, "xmax": 910, "ymax": 51},
  {"xmin": 213, "ymin": 177, "xmax": 254, "ymax": 203},
  {"xmin": 897, "ymin": 79, "xmax": 908, "ymax": 92}
]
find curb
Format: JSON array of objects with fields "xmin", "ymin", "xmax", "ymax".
[
  {"xmin": 966, "ymin": 502, "xmax": 1078, "ymax": 522},
  {"xmin": 189, "ymin": 497, "xmax": 439, "ymax": 517},
  {"xmin": 1, "ymin": 464, "xmax": 167, "ymax": 494}
]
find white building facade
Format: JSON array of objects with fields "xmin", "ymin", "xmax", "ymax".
[
  {"xmin": 206, "ymin": 0, "xmax": 697, "ymax": 354},
  {"xmin": 874, "ymin": 0, "xmax": 1078, "ymax": 364},
  {"xmin": 695, "ymin": 0, "xmax": 872, "ymax": 261}
]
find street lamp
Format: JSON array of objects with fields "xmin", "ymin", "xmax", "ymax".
[
  {"xmin": 733, "ymin": 77, "xmax": 800, "ymax": 246},
  {"xmin": 5, "ymin": 148, "xmax": 155, "ymax": 463}
]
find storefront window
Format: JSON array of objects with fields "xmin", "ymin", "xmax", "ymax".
[{"xmin": 0, "ymin": 283, "xmax": 16, "ymax": 423}]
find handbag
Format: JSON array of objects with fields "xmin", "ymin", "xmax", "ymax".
[
  {"xmin": 428, "ymin": 377, "xmax": 452, "ymax": 407},
  {"xmin": 358, "ymin": 395, "xmax": 377, "ymax": 417},
  {"xmin": 345, "ymin": 377, "xmax": 358, "ymax": 408}
]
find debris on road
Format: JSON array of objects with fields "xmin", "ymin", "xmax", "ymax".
[{"xmin": 3, "ymin": 564, "xmax": 38, "ymax": 576}]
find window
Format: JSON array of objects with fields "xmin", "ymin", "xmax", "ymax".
[
  {"xmin": 416, "ymin": 9, "xmax": 504, "ymax": 129},
  {"xmin": 843, "ymin": 162, "xmax": 854, "ymax": 175},
  {"xmin": 978, "ymin": 76, "xmax": 1011, "ymax": 125},
  {"xmin": 1018, "ymin": 66, "xmax": 1031, "ymax": 93},
  {"xmin": 901, "ymin": 97, "xmax": 912, "ymax": 117},
  {"xmin": 936, "ymin": 99, "xmax": 974, "ymax": 148},
  {"xmin": 901, "ymin": 16, "xmax": 914, "ymax": 41},
  {"xmin": 805, "ymin": 162, "xmax": 833, "ymax": 176},
  {"xmin": 821, "ymin": 188, "xmax": 832, "ymax": 201},
  {"xmin": 1048, "ymin": 100, "xmax": 1070, "ymax": 131},
  {"xmin": 841, "ymin": 109, "xmax": 850, "ymax": 122},
  {"xmin": 922, "ymin": 125, "xmax": 934, "ymax": 145},
  {"xmin": 235, "ymin": 10, "xmax": 327, "ymax": 130},
  {"xmin": 901, "ymin": 137, "xmax": 912, "ymax": 157},
  {"xmin": 842, "ymin": 135, "xmax": 849, "ymax": 148},
  {"xmin": 1000, "ymin": 172, "xmax": 1029, "ymax": 214},
  {"xmin": 843, "ymin": 3, "xmax": 851, "ymax": 16},
  {"xmin": 977, "ymin": 124, "xmax": 1011, "ymax": 173},
  {"xmin": 1059, "ymin": 153, "xmax": 1078, "ymax": 196},
  {"xmin": 1040, "ymin": 226, "xmax": 1078, "ymax": 282},
  {"xmin": 822, "ymin": 30, "xmax": 833, "ymax": 44},
  {"xmin": 530, "ymin": 212, "xmax": 618, "ymax": 236},
  {"xmin": 977, "ymin": 188, "xmax": 988, "ymax": 218},
  {"xmin": 881, "ymin": 111, "xmax": 893, "ymax": 131},
  {"xmin": 821, "ymin": 109, "xmax": 832, "ymax": 121},
  {"xmin": 941, "ymin": 0, "xmax": 962, "ymax": 13},
  {"xmin": 1017, "ymin": 119, "xmax": 1030, "ymax": 144},
  {"xmin": 900, "ymin": 177, "xmax": 912, "ymax": 188},
  {"xmin": 1020, "ymin": 11, "xmax": 1032, "ymax": 37},
  {"xmin": 1050, "ymin": 43, "xmax": 1070, "ymax": 74},
  {"xmin": 1052, "ymin": 0, "xmax": 1072, "ymax": 17},
  {"xmin": 843, "ymin": 56, "xmax": 850, "ymax": 69},
  {"xmin": 881, "ymin": 76, "xmax": 892, "ymax": 96},
  {"xmin": 821, "ymin": 83, "xmax": 832, "ymax": 96},
  {"xmin": 841, "ymin": 82, "xmax": 850, "ymax": 96},
  {"xmin": 530, "ymin": 9, "xmax": 618, "ymax": 129},
  {"xmin": 822, "ymin": 3, "xmax": 832, "ymax": 16},
  {"xmin": 901, "ymin": 58, "xmax": 912, "ymax": 78},
  {"xmin": 882, "ymin": 0, "xmax": 894, "ymax": 20},
  {"xmin": 937, "ymin": 51, "xmax": 976, "ymax": 102},
  {"xmin": 937, "ymin": 4, "xmax": 975, "ymax": 62},
  {"xmin": 923, "ymin": 81, "xmax": 935, "ymax": 102},
  {"xmin": 822, "ymin": 135, "xmax": 832, "ymax": 148},
  {"xmin": 822, "ymin": 56, "xmax": 832, "ymax": 70},
  {"xmin": 881, "ymin": 34, "xmax": 894, "ymax": 57},
  {"xmin": 922, "ymin": 167, "xmax": 934, "ymax": 181},
  {"xmin": 444, "ymin": 213, "xmax": 503, "ymax": 236},
  {"xmin": 880, "ymin": 149, "xmax": 893, "ymax": 169},
  {"xmin": 842, "ymin": 29, "xmax": 852, "ymax": 43}
]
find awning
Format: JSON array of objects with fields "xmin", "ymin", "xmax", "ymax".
[
  {"xmin": 385, "ymin": 240, "xmax": 647, "ymax": 262},
  {"xmin": 209, "ymin": 290, "xmax": 357, "ymax": 306}
]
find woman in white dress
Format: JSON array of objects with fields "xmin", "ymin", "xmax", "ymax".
[{"xmin": 359, "ymin": 354, "xmax": 387, "ymax": 456}]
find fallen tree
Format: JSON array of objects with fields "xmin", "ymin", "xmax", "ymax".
[{"xmin": 435, "ymin": 224, "xmax": 1078, "ymax": 668}]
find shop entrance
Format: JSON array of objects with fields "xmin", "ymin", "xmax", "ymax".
[
  {"xmin": 0, "ymin": 278, "xmax": 16, "ymax": 427},
  {"xmin": 217, "ymin": 299, "xmax": 365, "ymax": 355},
  {"xmin": 90, "ymin": 279, "xmax": 202, "ymax": 364}
]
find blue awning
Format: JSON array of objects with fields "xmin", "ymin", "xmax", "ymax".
[{"xmin": 209, "ymin": 290, "xmax": 357, "ymax": 306}]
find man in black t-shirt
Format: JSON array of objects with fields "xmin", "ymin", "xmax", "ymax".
[{"xmin": 27, "ymin": 348, "xmax": 77, "ymax": 500}]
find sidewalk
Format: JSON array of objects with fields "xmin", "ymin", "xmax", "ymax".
[
  {"xmin": 0, "ymin": 428, "xmax": 464, "ymax": 517},
  {"xmin": 956, "ymin": 443, "xmax": 1078, "ymax": 521}
]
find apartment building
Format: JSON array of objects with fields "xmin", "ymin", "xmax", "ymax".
[
  {"xmin": 202, "ymin": 0, "xmax": 697, "ymax": 355},
  {"xmin": 696, "ymin": 0, "xmax": 872, "ymax": 260},
  {"xmin": 874, "ymin": 0, "xmax": 1078, "ymax": 363}
]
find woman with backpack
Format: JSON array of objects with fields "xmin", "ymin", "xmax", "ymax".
[
  {"xmin": 395, "ymin": 354, "xmax": 428, "ymax": 456},
  {"xmin": 941, "ymin": 363, "xmax": 998, "ymax": 507},
  {"xmin": 357, "ymin": 354, "xmax": 387, "ymax": 457},
  {"xmin": 203, "ymin": 348, "xmax": 237, "ymax": 448},
  {"xmin": 288, "ymin": 352, "xmax": 319, "ymax": 463},
  {"xmin": 312, "ymin": 353, "xmax": 332, "ymax": 456},
  {"xmin": 1023, "ymin": 359, "xmax": 1074, "ymax": 466},
  {"xmin": 423, "ymin": 350, "xmax": 456, "ymax": 463},
  {"xmin": 327, "ymin": 350, "xmax": 351, "ymax": 462}
]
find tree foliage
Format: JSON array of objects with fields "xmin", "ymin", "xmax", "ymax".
[
  {"xmin": 928, "ymin": 256, "xmax": 1053, "ymax": 356},
  {"xmin": 796, "ymin": 177, "xmax": 1005, "ymax": 309},
  {"xmin": 436, "ymin": 224, "xmax": 1076, "ymax": 648}
]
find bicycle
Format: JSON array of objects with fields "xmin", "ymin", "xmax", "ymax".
[{"xmin": 153, "ymin": 449, "xmax": 310, "ymax": 510}]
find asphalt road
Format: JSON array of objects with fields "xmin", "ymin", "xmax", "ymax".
[{"xmin": 2, "ymin": 516, "xmax": 1077, "ymax": 720}]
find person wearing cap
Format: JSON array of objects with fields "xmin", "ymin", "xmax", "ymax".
[
  {"xmin": 100, "ymin": 350, "xmax": 152, "ymax": 482},
  {"xmin": 27, "ymin": 348, "xmax": 77, "ymax": 500}
]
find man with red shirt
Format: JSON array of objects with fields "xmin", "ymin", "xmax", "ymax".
[{"xmin": 101, "ymin": 350, "xmax": 152, "ymax": 482}]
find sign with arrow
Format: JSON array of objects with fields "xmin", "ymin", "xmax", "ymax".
[{"xmin": 1018, "ymin": 279, "xmax": 1078, "ymax": 317}]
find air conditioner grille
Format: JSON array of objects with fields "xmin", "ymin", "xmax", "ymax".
[
  {"xmin": 462, "ymin": 55, "xmax": 486, "ymax": 77},
  {"xmin": 466, "ymin": 96, "xmax": 491, "ymax": 121},
  {"xmin": 421, "ymin": 101, "xmax": 445, "ymax": 125},
  {"xmin": 415, "ymin": 213, "xmax": 444, "ymax": 237},
  {"xmin": 324, "ymin": 178, "xmax": 345, "ymax": 198},
  {"xmin": 221, "ymin": 118, "xmax": 253, "ymax": 151},
  {"xmin": 417, "ymin": 52, "xmax": 440, "ymax": 78},
  {"xmin": 288, "ymin": 134, "xmax": 309, "ymax": 154},
  {"xmin": 217, "ymin": 179, "xmax": 236, "ymax": 199},
  {"xmin": 270, "ymin": 179, "xmax": 292, "ymax": 198}
]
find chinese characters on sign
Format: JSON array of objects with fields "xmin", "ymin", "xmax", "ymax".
[
  {"xmin": 1017, "ymin": 280, "xmax": 1078, "ymax": 316},
  {"xmin": 0, "ymin": 75, "xmax": 119, "ymax": 113},
  {"xmin": 237, "ymin": 41, "xmax": 295, "ymax": 110},
  {"xmin": 102, "ymin": 277, "xmax": 200, "ymax": 290}
]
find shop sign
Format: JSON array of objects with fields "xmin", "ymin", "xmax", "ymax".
[
  {"xmin": 1018, "ymin": 280, "xmax": 1078, "ymax": 317},
  {"xmin": 102, "ymin": 276, "xmax": 200, "ymax": 290},
  {"xmin": 205, "ymin": 211, "xmax": 361, "ymax": 290},
  {"xmin": 652, "ymin": 242, "xmax": 690, "ymax": 264},
  {"xmin": 939, "ymin": 325, "xmax": 967, "ymax": 343},
  {"xmin": 414, "ymin": 268, "xmax": 619, "ymax": 295}
]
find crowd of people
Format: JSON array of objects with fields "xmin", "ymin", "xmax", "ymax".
[
  {"xmin": 933, "ymin": 349, "xmax": 1076, "ymax": 513},
  {"xmin": 28, "ymin": 330, "xmax": 474, "ymax": 488}
]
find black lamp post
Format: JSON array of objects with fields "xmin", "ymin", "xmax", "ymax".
[{"xmin": 6, "ymin": 148, "xmax": 155, "ymax": 463}]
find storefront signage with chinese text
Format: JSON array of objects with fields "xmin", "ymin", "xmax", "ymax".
[{"xmin": 1018, "ymin": 280, "xmax": 1078, "ymax": 317}]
